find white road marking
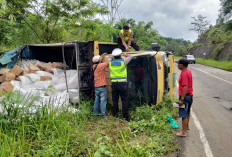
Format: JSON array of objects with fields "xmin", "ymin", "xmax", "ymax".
[
  {"xmin": 190, "ymin": 66, "xmax": 232, "ymax": 85},
  {"xmin": 176, "ymin": 81, "xmax": 214, "ymax": 157},
  {"xmin": 191, "ymin": 111, "xmax": 214, "ymax": 157}
]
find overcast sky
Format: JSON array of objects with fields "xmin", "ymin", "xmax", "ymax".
[{"xmin": 97, "ymin": 0, "xmax": 221, "ymax": 42}]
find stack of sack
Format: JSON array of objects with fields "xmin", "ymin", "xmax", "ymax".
[{"xmin": 0, "ymin": 60, "xmax": 79, "ymax": 113}]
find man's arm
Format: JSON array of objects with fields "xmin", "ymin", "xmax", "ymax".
[
  {"xmin": 119, "ymin": 33, "xmax": 127, "ymax": 48},
  {"xmin": 123, "ymin": 54, "xmax": 132, "ymax": 66},
  {"xmin": 127, "ymin": 32, "xmax": 133, "ymax": 47},
  {"xmin": 179, "ymin": 85, "xmax": 188, "ymax": 106},
  {"xmin": 119, "ymin": 33, "xmax": 129, "ymax": 51},
  {"xmin": 99, "ymin": 53, "xmax": 107, "ymax": 63}
]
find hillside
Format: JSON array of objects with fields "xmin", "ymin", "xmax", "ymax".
[{"xmin": 189, "ymin": 20, "xmax": 232, "ymax": 61}]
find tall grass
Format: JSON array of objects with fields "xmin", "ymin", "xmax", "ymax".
[
  {"xmin": 196, "ymin": 58, "xmax": 232, "ymax": 71},
  {"xmin": 0, "ymin": 92, "xmax": 178, "ymax": 156}
]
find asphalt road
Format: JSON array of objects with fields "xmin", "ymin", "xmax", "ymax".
[{"xmin": 175, "ymin": 63, "xmax": 232, "ymax": 157}]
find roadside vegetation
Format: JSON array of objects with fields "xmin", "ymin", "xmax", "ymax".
[
  {"xmin": 174, "ymin": 56, "xmax": 232, "ymax": 71},
  {"xmin": 196, "ymin": 58, "xmax": 232, "ymax": 71},
  {"xmin": 0, "ymin": 0, "xmax": 190, "ymax": 55},
  {"xmin": 0, "ymin": 92, "xmax": 178, "ymax": 156},
  {"xmin": 205, "ymin": 20, "xmax": 232, "ymax": 45}
]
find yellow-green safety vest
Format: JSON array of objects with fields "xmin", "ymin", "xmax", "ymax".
[
  {"xmin": 109, "ymin": 59, "xmax": 127, "ymax": 82},
  {"xmin": 120, "ymin": 29, "xmax": 132, "ymax": 42}
]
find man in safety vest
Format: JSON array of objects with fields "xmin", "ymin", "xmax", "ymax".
[
  {"xmin": 109, "ymin": 48, "xmax": 132, "ymax": 122},
  {"xmin": 117, "ymin": 25, "xmax": 140, "ymax": 52}
]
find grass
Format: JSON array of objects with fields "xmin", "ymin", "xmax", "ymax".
[
  {"xmin": 174, "ymin": 56, "xmax": 182, "ymax": 60},
  {"xmin": 196, "ymin": 58, "xmax": 232, "ymax": 71},
  {"xmin": 0, "ymin": 92, "xmax": 179, "ymax": 156}
]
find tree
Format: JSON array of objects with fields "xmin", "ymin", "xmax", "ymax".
[
  {"xmin": 99, "ymin": 0, "xmax": 124, "ymax": 41},
  {"xmin": 219, "ymin": 0, "xmax": 232, "ymax": 22},
  {"xmin": 99, "ymin": 0, "xmax": 124, "ymax": 26},
  {"xmin": 0, "ymin": 0, "xmax": 6, "ymax": 16},
  {"xmin": 114, "ymin": 18, "xmax": 135, "ymax": 29},
  {"xmin": 189, "ymin": 15, "xmax": 210, "ymax": 38},
  {"xmin": 162, "ymin": 37, "xmax": 192, "ymax": 56},
  {"xmin": 6, "ymin": 0, "xmax": 104, "ymax": 43}
]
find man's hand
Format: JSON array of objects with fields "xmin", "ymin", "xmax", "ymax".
[
  {"xmin": 126, "ymin": 46, "xmax": 130, "ymax": 52},
  {"xmin": 179, "ymin": 98, "xmax": 184, "ymax": 106},
  {"xmin": 101, "ymin": 52, "xmax": 107, "ymax": 56},
  {"xmin": 100, "ymin": 52, "xmax": 108, "ymax": 62}
]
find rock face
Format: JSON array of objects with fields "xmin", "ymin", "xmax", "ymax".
[
  {"xmin": 188, "ymin": 37, "xmax": 232, "ymax": 61},
  {"xmin": 219, "ymin": 42, "xmax": 232, "ymax": 60}
]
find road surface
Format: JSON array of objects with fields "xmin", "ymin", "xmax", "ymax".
[{"xmin": 175, "ymin": 63, "xmax": 232, "ymax": 157}]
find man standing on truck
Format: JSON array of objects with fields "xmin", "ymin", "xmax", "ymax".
[
  {"xmin": 117, "ymin": 25, "xmax": 140, "ymax": 52},
  {"xmin": 109, "ymin": 48, "xmax": 132, "ymax": 122},
  {"xmin": 92, "ymin": 53, "xmax": 110, "ymax": 119},
  {"xmin": 176, "ymin": 59, "xmax": 193, "ymax": 137}
]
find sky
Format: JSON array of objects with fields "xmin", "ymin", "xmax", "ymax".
[{"xmin": 97, "ymin": 0, "xmax": 221, "ymax": 42}]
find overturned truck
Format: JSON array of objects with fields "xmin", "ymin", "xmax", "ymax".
[
  {"xmin": 94, "ymin": 42, "xmax": 176, "ymax": 107},
  {"xmin": 0, "ymin": 41, "xmax": 176, "ymax": 107}
]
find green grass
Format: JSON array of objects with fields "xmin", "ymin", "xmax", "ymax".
[
  {"xmin": 0, "ymin": 92, "xmax": 179, "ymax": 156},
  {"xmin": 196, "ymin": 58, "xmax": 232, "ymax": 71},
  {"xmin": 174, "ymin": 56, "xmax": 182, "ymax": 59}
]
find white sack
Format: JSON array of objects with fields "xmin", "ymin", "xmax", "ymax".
[
  {"xmin": 26, "ymin": 73, "xmax": 40, "ymax": 82},
  {"xmin": 55, "ymin": 73, "xmax": 78, "ymax": 91},
  {"xmin": 31, "ymin": 81, "xmax": 54, "ymax": 89},
  {"xmin": 19, "ymin": 76, "xmax": 33, "ymax": 86},
  {"xmin": 10, "ymin": 80, "xmax": 21, "ymax": 88},
  {"xmin": 36, "ymin": 71, "xmax": 54, "ymax": 77},
  {"xmin": 68, "ymin": 89, "xmax": 79, "ymax": 104}
]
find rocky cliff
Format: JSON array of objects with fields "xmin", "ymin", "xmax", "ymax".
[{"xmin": 188, "ymin": 37, "xmax": 232, "ymax": 61}]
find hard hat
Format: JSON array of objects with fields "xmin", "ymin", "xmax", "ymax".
[
  {"xmin": 112, "ymin": 48, "xmax": 122, "ymax": 56},
  {"xmin": 92, "ymin": 55, "xmax": 100, "ymax": 63}
]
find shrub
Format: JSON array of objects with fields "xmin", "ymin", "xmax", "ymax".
[{"xmin": 212, "ymin": 44, "xmax": 224, "ymax": 60}]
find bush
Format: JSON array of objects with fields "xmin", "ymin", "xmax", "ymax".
[
  {"xmin": 207, "ymin": 21, "xmax": 232, "ymax": 45},
  {"xmin": 212, "ymin": 44, "xmax": 224, "ymax": 60}
]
